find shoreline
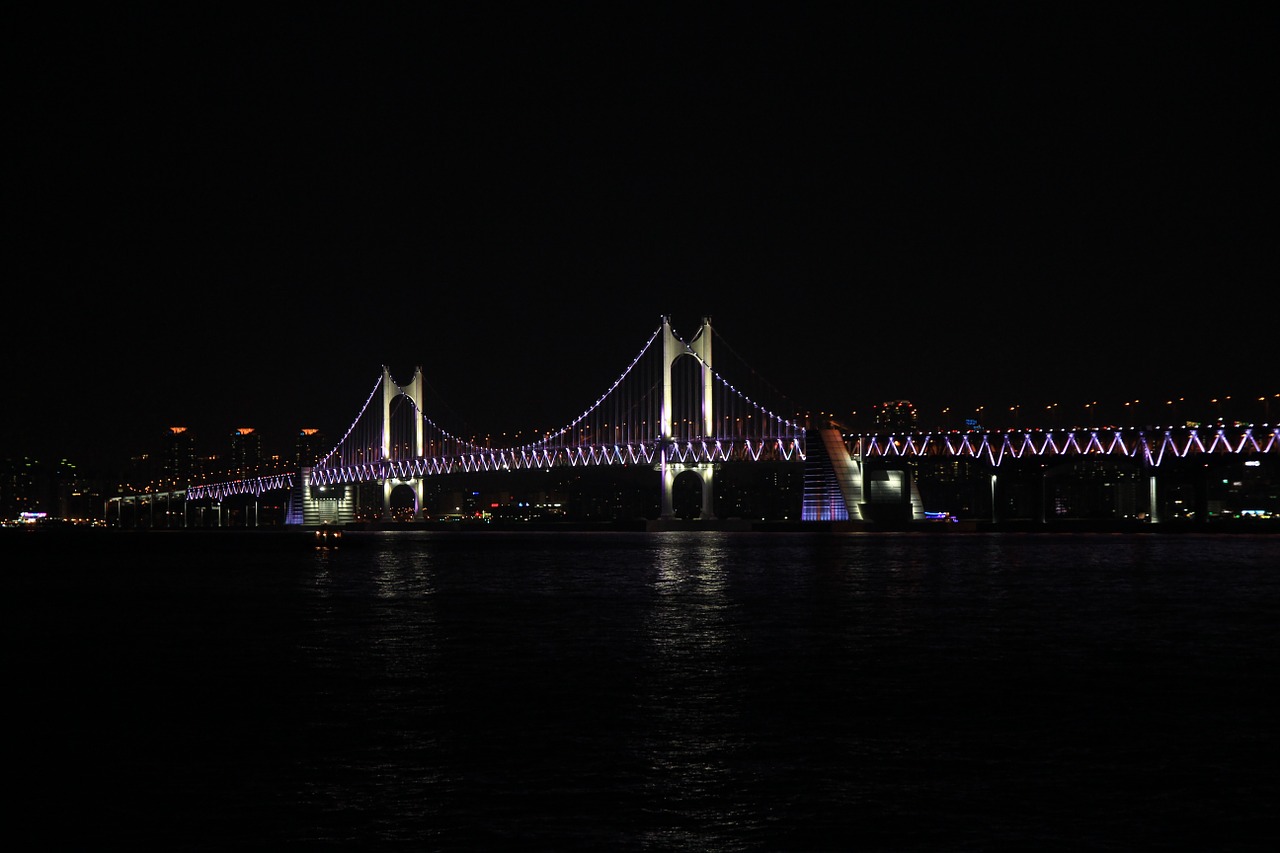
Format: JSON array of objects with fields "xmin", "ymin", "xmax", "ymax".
[{"xmin": 8, "ymin": 517, "xmax": 1277, "ymax": 538}]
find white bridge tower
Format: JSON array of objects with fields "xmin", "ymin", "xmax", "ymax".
[
  {"xmin": 383, "ymin": 365, "xmax": 425, "ymax": 520},
  {"xmin": 658, "ymin": 315, "xmax": 716, "ymax": 520}
]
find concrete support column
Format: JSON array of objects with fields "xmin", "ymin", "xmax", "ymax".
[
  {"xmin": 660, "ymin": 446, "xmax": 675, "ymax": 519},
  {"xmin": 700, "ymin": 464, "xmax": 716, "ymax": 520},
  {"xmin": 1148, "ymin": 474, "xmax": 1160, "ymax": 524},
  {"xmin": 991, "ymin": 473, "xmax": 999, "ymax": 524}
]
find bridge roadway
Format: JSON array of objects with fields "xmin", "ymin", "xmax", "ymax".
[
  {"xmin": 184, "ymin": 423, "xmax": 1280, "ymax": 500},
  {"xmin": 109, "ymin": 423, "xmax": 1278, "ymax": 528},
  {"xmin": 305, "ymin": 434, "xmax": 804, "ymax": 487}
]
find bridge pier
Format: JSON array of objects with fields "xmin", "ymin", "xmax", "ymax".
[
  {"xmin": 660, "ymin": 450, "xmax": 675, "ymax": 519},
  {"xmin": 383, "ymin": 477, "xmax": 424, "ymax": 521},
  {"xmin": 108, "ymin": 489, "xmax": 195, "ymax": 528},
  {"xmin": 660, "ymin": 458, "xmax": 717, "ymax": 520},
  {"xmin": 1148, "ymin": 473, "xmax": 1160, "ymax": 524},
  {"xmin": 991, "ymin": 472, "xmax": 999, "ymax": 524},
  {"xmin": 699, "ymin": 464, "xmax": 715, "ymax": 520}
]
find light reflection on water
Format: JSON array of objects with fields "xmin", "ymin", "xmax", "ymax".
[
  {"xmin": 9, "ymin": 529, "xmax": 1280, "ymax": 851},
  {"xmin": 642, "ymin": 533, "xmax": 755, "ymax": 848}
]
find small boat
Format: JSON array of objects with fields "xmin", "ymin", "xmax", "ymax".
[{"xmin": 314, "ymin": 526, "xmax": 343, "ymax": 546}]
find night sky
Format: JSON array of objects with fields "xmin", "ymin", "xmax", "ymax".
[{"xmin": 10, "ymin": 6, "xmax": 1275, "ymax": 471}]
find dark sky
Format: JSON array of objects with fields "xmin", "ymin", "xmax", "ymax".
[{"xmin": 9, "ymin": 5, "xmax": 1275, "ymax": 471}]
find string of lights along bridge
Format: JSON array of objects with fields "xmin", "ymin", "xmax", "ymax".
[{"xmin": 113, "ymin": 316, "xmax": 1277, "ymax": 529}]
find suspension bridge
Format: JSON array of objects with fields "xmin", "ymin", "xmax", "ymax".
[{"xmin": 110, "ymin": 315, "xmax": 1278, "ymax": 529}]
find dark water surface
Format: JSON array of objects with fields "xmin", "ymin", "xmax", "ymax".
[{"xmin": 9, "ymin": 529, "xmax": 1280, "ymax": 850}]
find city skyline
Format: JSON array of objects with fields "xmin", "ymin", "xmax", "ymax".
[{"xmin": 10, "ymin": 7, "xmax": 1273, "ymax": 472}]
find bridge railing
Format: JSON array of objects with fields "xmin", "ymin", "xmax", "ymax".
[
  {"xmin": 186, "ymin": 472, "xmax": 297, "ymax": 501},
  {"xmin": 851, "ymin": 425, "xmax": 1279, "ymax": 467},
  {"xmin": 308, "ymin": 434, "xmax": 807, "ymax": 486}
]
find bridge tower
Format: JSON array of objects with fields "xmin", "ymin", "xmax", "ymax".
[
  {"xmin": 658, "ymin": 315, "xmax": 716, "ymax": 520},
  {"xmin": 382, "ymin": 365, "xmax": 425, "ymax": 520}
]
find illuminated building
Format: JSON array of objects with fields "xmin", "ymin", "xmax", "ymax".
[
  {"xmin": 295, "ymin": 428, "xmax": 326, "ymax": 468},
  {"xmin": 231, "ymin": 428, "xmax": 262, "ymax": 478},
  {"xmin": 163, "ymin": 426, "xmax": 196, "ymax": 486},
  {"xmin": 873, "ymin": 400, "xmax": 919, "ymax": 433}
]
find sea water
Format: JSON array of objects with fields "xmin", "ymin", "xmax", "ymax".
[{"xmin": 9, "ymin": 529, "xmax": 1279, "ymax": 850}]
